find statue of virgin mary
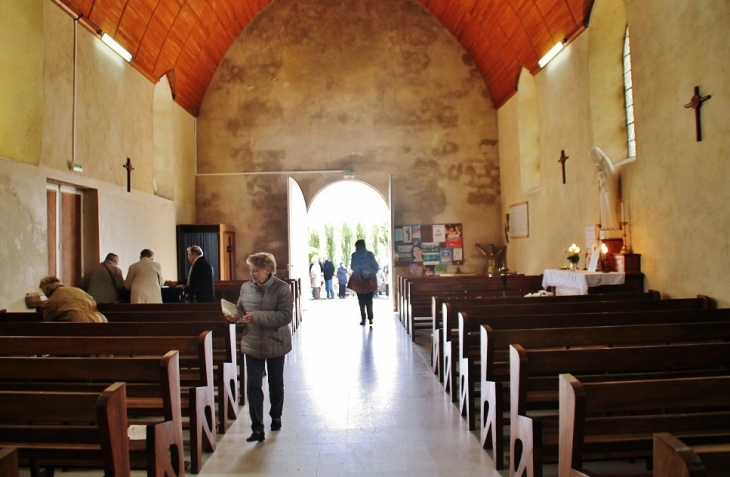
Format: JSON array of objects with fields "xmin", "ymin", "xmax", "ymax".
[{"xmin": 589, "ymin": 147, "xmax": 621, "ymax": 231}]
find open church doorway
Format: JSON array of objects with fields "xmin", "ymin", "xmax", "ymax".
[{"xmin": 300, "ymin": 180, "xmax": 392, "ymax": 309}]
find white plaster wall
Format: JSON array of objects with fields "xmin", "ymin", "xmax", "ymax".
[{"xmin": 0, "ymin": 1, "xmax": 197, "ymax": 311}]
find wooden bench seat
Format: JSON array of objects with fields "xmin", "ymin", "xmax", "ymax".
[
  {"xmin": 0, "ymin": 320, "xmax": 239, "ymax": 434},
  {"xmin": 442, "ymin": 296, "xmax": 712, "ymax": 404},
  {"xmin": 510, "ymin": 341, "xmax": 730, "ymax": 477},
  {"xmin": 653, "ymin": 432, "xmax": 730, "ymax": 477},
  {"xmin": 404, "ymin": 275, "xmax": 544, "ymax": 340},
  {"xmin": 469, "ymin": 310, "xmax": 730, "ymax": 469},
  {"xmin": 0, "ymin": 383, "xmax": 129, "ymax": 477},
  {"xmin": 0, "ymin": 448, "xmax": 19, "ymax": 477},
  {"xmin": 0, "ymin": 334, "xmax": 215, "ymax": 474},
  {"xmin": 430, "ymin": 291, "xmax": 661, "ymax": 379},
  {"xmin": 560, "ymin": 374, "xmax": 730, "ymax": 477}
]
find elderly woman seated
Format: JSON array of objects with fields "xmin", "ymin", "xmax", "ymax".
[{"xmin": 38, "ymin": 275, "xmax": 108, "ymax": 323}]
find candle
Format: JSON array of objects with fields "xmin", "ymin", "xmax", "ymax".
[{"xmin": 621, "ymin": 203, "xmax": 625, "ymax": 223}]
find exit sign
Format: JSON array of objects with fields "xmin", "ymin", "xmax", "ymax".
[{"xmin": 343, "ymin": 171, "xmax": 355, "ymax": 179}]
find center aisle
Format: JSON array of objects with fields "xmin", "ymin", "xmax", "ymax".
[{"xmin": 199, "ymin": 295, "xmax": 504, "ymax": 476}]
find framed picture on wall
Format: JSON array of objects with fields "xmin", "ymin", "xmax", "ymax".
[{"xmin": 508, "ymin": 202, "xmax": 529, "ymax": 239}]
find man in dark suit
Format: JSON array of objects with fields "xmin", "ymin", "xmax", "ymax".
[{"xmin": 181, "ymin": 245, "xmax": 215, "ymax": 302}]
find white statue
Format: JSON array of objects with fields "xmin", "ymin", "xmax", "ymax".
[{"xmin": 589, "ymin": 147, "xmax": 621, "ymax": 231}]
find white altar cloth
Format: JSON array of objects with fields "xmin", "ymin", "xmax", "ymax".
[{"xmin": 542, "ymin": 269, "xmax": 625, "ymax": 295}]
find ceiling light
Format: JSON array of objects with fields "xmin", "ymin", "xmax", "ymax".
[
  {"xmin": 101, "ymin": 33, "xmax": 132, "ymax": 62},
  {"xmin": 538, "ymin": 41, "xmax": 564, "ymax": 68}
]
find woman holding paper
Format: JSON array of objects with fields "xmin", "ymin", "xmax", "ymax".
[{"xmin": 224, "ymin": 252, "xmax": 293, "ymax": 443}]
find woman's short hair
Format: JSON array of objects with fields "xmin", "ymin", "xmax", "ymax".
[
  {"xmin": 187, "ymin": 245, "xmax": 203, "ymax": 256},
  {"xmin": 39, "ymin": 275, "xmax": 62, "ymax": 291},
  {"xmin": 246, "ymin": 252, "xmax": 277, "ymax": 274}
]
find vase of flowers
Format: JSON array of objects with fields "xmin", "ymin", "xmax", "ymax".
[{"xmin": 566, "ymin": 243, "xmax": 581, "ymax": 271}]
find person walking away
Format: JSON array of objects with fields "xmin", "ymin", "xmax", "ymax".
[
  {"xmin": 322, "ymin": 258, "xmax": 335, "ymax": 299},
  {"xmin": 309, "ymin": 257, "xmax": 322, "ymax": 300},
  {"xmin": 178, "ymin": 245, "xmax": 215, "ymax": 302},
  {"xmin": 336, "ymin": 262, "xmax": 348, "ymax": 298},
  {"xmin": 39, "ymin": 275, "xmax": 108, "ymax": 322},
  {"xmin": 78, "ymin": 253, "xmax": 126, "ymax": 303},
  {"xmin": 224, "ymin": 252, "xmax": 293, "ymax": 443},
  {"xmin": 348, "ymin": 239, "xmax": 380, "ymax": 325},
  {"xmin": 124, "ymin": 249, "xmax": 164, "ymax": 303}
]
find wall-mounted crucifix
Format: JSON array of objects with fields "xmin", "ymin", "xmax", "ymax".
[
  {"xmin": 558, "ymin": 150, "xmax": 569, "ymax": 184},
  {"xmin": 123, "ymin": 157, "xmax": 134, "ymax": 192},
  {"xmin": 684, "ymin": 86, "xmax": 712, "ymax": 141}
]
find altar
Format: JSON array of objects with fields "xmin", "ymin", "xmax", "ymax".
[{"xmin": 542, "ymin": 269, "xmax": 626, "ymax": 295}]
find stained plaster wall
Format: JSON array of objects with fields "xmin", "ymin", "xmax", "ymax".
[
  {"xmin": 0, "ymin": 1, "xmax": 196, "ymax": 311},
  {"xmin": 499, "ymin": 0, "xmax": 730, "ymax": 306},
  {"xmin": 197, "ymin": 0, "xmax": 501, "ymax": 277}
]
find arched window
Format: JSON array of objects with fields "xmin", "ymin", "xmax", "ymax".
[{"xmin": 623, "ymin": 27, "xmax": 636, "ymax": 158}]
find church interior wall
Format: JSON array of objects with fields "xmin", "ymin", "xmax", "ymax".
[
  {"xmin": 196, "ymin": 0, "xmax": 502, "ymax": 278},
  {"xmin": 498, "ymin": 0, "xmax": 730, "ymax": 306},
  {"xmin": 0, "ymin": 1, "xmax": 196, "ymax": 311}
]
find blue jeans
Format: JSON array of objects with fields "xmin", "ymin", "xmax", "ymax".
[
  {"xmin": 245, "ymin": 354, "xmax": 286, "ymax": 432},
  {"xmin": 325, "ymin": 279, "xmax": 335, "ymax": 298}
]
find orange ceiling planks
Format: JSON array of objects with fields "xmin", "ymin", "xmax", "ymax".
[{"xmin": 51, "ymin": 0, "xmax": 593, "ymax": 116}]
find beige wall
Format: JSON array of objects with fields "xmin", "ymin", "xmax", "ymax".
[
  {"xmin": 0, "ymin": 0, "xmax": 43, "ymax": 164},
  {"xmin": 0, "ymin": 1, "xmax": 196, "ymax": 311},
  {"xmin": 499, "ymin": 0, "xmax": 730, "ymax": 306},
  {"xmin": 197, "ymin": 0, "xmax": 501, "ymax": 276}
]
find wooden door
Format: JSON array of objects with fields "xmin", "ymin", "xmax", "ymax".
[{"xmin": 46, "ymin": 185, "xmax": 82, "ymax": 286}]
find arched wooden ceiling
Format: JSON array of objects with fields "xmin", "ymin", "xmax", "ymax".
[{"xmin": 52, "ymin": 0, "xmax": 594, "ymax": 116}]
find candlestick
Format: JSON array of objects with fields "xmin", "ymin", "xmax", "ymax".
[
  {"xmin": 621, "ymin": 203, "xmax": 625, "ymax": 223},
  {"xmin": 620, "ymin": 221, "xmax": 632, "ymax": 254}
]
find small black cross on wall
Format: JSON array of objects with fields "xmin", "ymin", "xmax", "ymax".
[
  {"xmin": 684, "ymin": 86, "xmax": 712, "ymax": 141},
  {"xmin": 123, "ymin": 158, "xmax": 134, "ymax": 192},
  {"xmin": 558, "ymin": 150, "xmax": 569, "ymax": 184}
]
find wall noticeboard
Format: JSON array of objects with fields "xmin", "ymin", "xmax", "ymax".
[
  {"xmin": 393, "ymin": 224, "xmax": 463, "ymax": 272},
  {"xmin": 508, "ymin": 202, "xmax": 529, "ymax": 239}
]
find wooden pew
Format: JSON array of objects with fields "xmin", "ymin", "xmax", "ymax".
[
  {"xmin": 442, "ymin": 295, "xmax": 712, "ymax": 403},
  {"xmin": 432, "ymin": 291, "xmax": 661, "ymax": 379},
  {"xmin": 0, "ymin": 320, "xmax": 239, "ymax": 434},
  {"xmin": 214, "ymin": 278, "xmax": 301, "ymax": 331},
  {"xmin": 471, "ymin": 311, "xmax": 730, "ymax": 469},
  {"xmin": 405, "ymin": 275, "xmax": 545, "ymax": 340},
  {"xmin": 559, "ymin": 374, "xmax": 730, "ymax": 477},
  {"xmin": 0, "ymin": 383, "xmax": 130, "ymax": 477},
  {"xmin": 0, "ymin": 352, "xmax": 183, "ymax": 477},
  {"xmin": 653, "ymin": 432, "xmax": 730, "ymax": 477},
  {"xmin": 0, "ymin": 448, "xmax": 18, "ymax": 477},
  {"xmin": 510, "ymin": 341, "xmax": 730, "ymax": 477},
  {"xmin": 0, "ymin": 334, "xmax": 216, "ymax": 474}
]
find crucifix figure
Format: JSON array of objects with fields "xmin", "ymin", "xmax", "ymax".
[
  {"xmin": 684, "ymin": 86, "xmax": 712, "ymax": 141},
  {"xmin": 123, "ymin": 157, "xmax": 134, "ymax": 192},
  {"xmin": 558, "ymin": 150, "xmax": 569, "ymax": 184}
]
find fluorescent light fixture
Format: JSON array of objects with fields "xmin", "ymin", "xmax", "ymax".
[
  {"xmin": 538, "ymin": 41, "xmax": 564, "ymax": 68},
  {"xmin": 101, "ymin": 33, "xmax": 132, "ymax": 62}
]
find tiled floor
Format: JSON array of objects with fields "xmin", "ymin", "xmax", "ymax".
[{"xmin": 198, "ymin": 295, "xmax": 506, "ymax": 476}]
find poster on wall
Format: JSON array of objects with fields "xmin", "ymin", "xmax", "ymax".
[
  {"xmin": 508, "ymin": 202, "xmax": 529, "ymax": 239},
  {"xmin": 393, "ymin": 223, "xmax": 464, "ymax": 269}
]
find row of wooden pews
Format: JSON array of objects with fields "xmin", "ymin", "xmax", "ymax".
[
  {"xmin": 396, "ymin": 274, "xmax": 545, "ymax": 341},
  {"xmin": 418, "ymin": 283, "xmax": 730, "ymax": 477},
  {"xmin": 0, "ymin": 278, "xmax": 302, "ymax": 476}
]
